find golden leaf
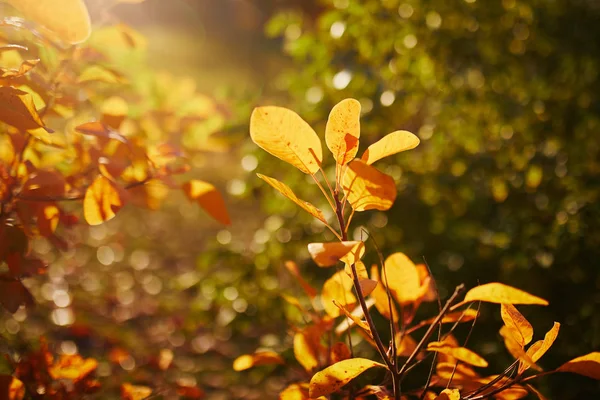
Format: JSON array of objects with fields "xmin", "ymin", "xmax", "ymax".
[
  {"xmin": 182, "ymin": 180, "xmax": 230, "ymax": 225},
  {"xmin": 233, "ymin": 351, "xmax": 284, "ymax": 371},
  {"xmin": 454, "ymin": 283, "xmax": 548, "ymax": 309},
  {"xmin": 435, "ymin": 389, "xmax": 460, "ymax": 400},
  {"xmin": 361, "ymin": 130, "xmax": 420, "ymax": 165},
  {"xmin": 0, "ymin": 87, "xmax": 50, "ymax": 132},
  {"xmin": 250, "ymin": 106, "xmax": 322, "ymax": 174},
  {"xmin": 369, "ymin": 265, "xmax": 398, "ymax": 322},
  {"xmin": 528, "ymin": 322, "xmax": 560, "ymax": 363},
  {"xmin": 501, "ymin": 304, "xmax": 533, "ymax": 347},
  {"xmin": 342, "ymin": 159, "xmax": 396, "ymax": 211},
  {"xmin": 426, "ymin": 342, "xmax": 488, "ymax": 368},
  {"xmin": 333, "ymin": 299, "xmax": 372, "ymax": 337},
  {"xmin": 557, "ymin": 352, "xmax": 600, "ymax": 380},
  {"xmin": 49, "ymin": 354, "xmax": 98, "ymax": 381},
  {"xmin": 6, "ymin": 0, "xmax": 91, "ymax": 44},
  {"xmin": 83, "ymin": 176, "xmax": 126, "ymax": 225},
  {"xmin": 383, "ymin": 253, "xmax": 421, "ymax": 305},
  {"xmin": 309, "ymin": 358, "xmax": 386, "ymax": 398},
  {"xmin": 322, "ymin": 271, "xmax": 355, "ymax": 318},
  {"xmin": 307, "ymin": 241, "xmax": 362, "ymax": 267},
  {"xmin": 499, "ymin": 326, "xmax": 541, "ymax": 371},
  {"xmin": 121, "ymin": 383, "xmax": 152, "ymax": 400},
  {"xmin": 294, "ymin": 330, "xmax": 320, "ymax": 372},
  {"xmin": 325, "ymin": 98, "xmax": 360, "ymax": 165}
]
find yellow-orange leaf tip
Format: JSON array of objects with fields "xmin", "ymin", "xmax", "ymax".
[
  {"xmin": 6, "ymin": 0, "xmax": 91, "ymax": 44},
  {"xmin": 182, "ymin": 180, "xmax": 230, "ymax": 225},
  {"xmin": 250, "ymin": 106, "xmax": 322, "ymax": 174},
  {"xmin": 83, "ymin": 176, "xmax": 126, "ymax": 226},
  {"xmin": 326, "ymin": 98, "xmax": 361, "ymax": 165},
  {"xmin": 557, "ymin": 352, "xmax": 600, "ymax": 380},
  {"xmin": 361, "ymin": 130, "xmax": 420, "ymax": 165},
  {"xmin": 459, "ymin": 283, "xmax": 548, "ymax": 307},
  {"xmin": 309, "ymin": 358, "xmax": 386, "ymax": 398},
  {"xmin": 342, "ymin": 159, "xmax": 397, "ymax": 211},
  {"xmin": 232, "ymin": 351, "xmax": 284, "ymax": 371},
  {"xmin": 307, "ymin": 241, "xmax": 363, "ymax": 267}
]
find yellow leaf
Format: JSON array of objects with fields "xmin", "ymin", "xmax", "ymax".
[
  {"xmin": 258, "ymin": 174, "xmax": 326, "ymax": 223},
  {"xmin": 6, "ymin": 0, "xmax": 91, "ymax": 44},
  {"xmin": 383, "ymin": 253, "xmax": 421, "ymax": 305},
  {"xmin": 279, "ymin": 383, "xmax": 326, "ymax": 400},
  {"xmin": 395, "ymin": 334, "xmax": 418, "ymax": 357},
  {"xmin": 369, "ymin": 265, "xmax": 398, "ymax": 322},
  {"xmin": 322, "ymin": 271, "xmax": 355, "ymax": 318},
  {"xmin": 182, "ymin": 180, "xmax": 230, "ymax": 225},
  {"xmin": 557, "ymin": 352, "xmax": 600, "ymax": 380},
  {"xmin": 342, "ymin": 159, "xmax": 396, "ymax": 211},
  {"xmin": 294, "ymin": 330, "xmax": 320, "ymax": 372},
  {"xmin": 333, "ymin": 299, "xmax": 372, "ymax": 337},
  {"xmin": 435, "ymin": 389, "xmax": 460, "ymax": 400},
  {"xmin": 426, "ymin": 342, "xmax": 488, "ymax": 368},
  {"xmin": 330, "ymin": 342, "xmax": 351, "ymax": 363},
  {"xmin": 309, "ymin": 358, "xmax": 386, "ymax": 398},
  {"xmin": 120, "ymin": 383, "xmax": 152, "ymax": 400},
  {"xmin": 83, "ymin": 176, "xmax": 126, "ymax": 226},
  {"xmin": 233, "ymin": 351, "xmax": 284, "ymax": 371},
  {"xmin": 436, "ymin": 362, "xmax": 479, "ymax": 380},
  {"xmin": 250, "ymin": 106, "xmax": 322, "ymax": 174},
  {"xmin": 499, "ymin": 326, "xmax": 541, "ymax": 371},
  {"xmin": 455, "ymin": 283, "xmax": 548, "ymax": 309},
  {"xmin": 0, "ymin": 59, "xmax": 39, "ymax": 79},
  {"xmin": 501, "ymin": 304, "xmax": 533, "ymax": 347},
  {"xmin": 78, "ymin": 65, "xmax": 126, "ymax": 84},
  {"xmin": 325, "ymin": 98, "xmax": 360, "ymax": 165},
  {"xmin": 344, "ymin": 261, "xmax": 377, "ymax": 296},
  {"xmin": 528, "ymin": 322, "xmax": 560, "ymax": 363},
  {"xmin": 308, "ymin": 241, "xmax": 362, "ymax": 267},
  {"xmin": 49, "ymin": 354, "xmax": 98, "ymax": 381},
  {"xmin": 361, "ymin": 130, "xmax": 420, "ymax": 165},
  {"xmin": 0, "ymin": 87, "xmax": 50, "ymax": 132},
  {"xmin": 339, "ymin": 241, "xmax": 366, "ymax": 266}
]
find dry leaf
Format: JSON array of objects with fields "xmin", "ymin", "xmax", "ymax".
[
  {"xmin": 343, "ymin": 159, "xmax": 396, "ymax": 211},
  {"xmin": 182, "ymin": 180, "xmax": 230, "ymax": 225},
  {"xmin": 326, "ymin": 98, "xmax": 360, "ymax": 165},
  {"xmin": 233, "ymin": 351, "xmax": 284, "ymax": 371},
  {"xmin": 501, "ymin": 304, "xmax": 533, "ymax": 347},
  {"xmin": 307, "ymin": 241, "xmax": 362, "ymax": 267},
  {"xmin": 427, "ymin": 342, "xmax": 488, "ymax": 368},
  {"xmin": 258, "ymin": 174, "xmax": 326, "ymax": 223},
  {"xmin": 361, "ymin": 130, "xmax": 420, "ymax": 165},
  {"xmin": 309, "ymin": 358, "xmax": 386, "ymax": 398},
  {"xmin": 250, "ymin": 106, "xmax": 322, "ymax": 174},
  {"xmin": 83, "ymin": 176, "xmax": 126, "ymax": 225},
  {"xmin": 557, "ymin": 352, "xmax": 600, "ymax": 380}
]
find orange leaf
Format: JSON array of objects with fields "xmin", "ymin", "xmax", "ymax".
[
  {"xmin": 333, "ymin": 299, "xmax": 372, "ymax": 337},
  {"xmin": 258, "ymin": 174, "xmax": 326, "ymax": 223},
  {"xmin": 325, "ymin": 98, "xmax": 361, "ymax": 165},
  {"xmin": 330, "ymin": 342, "xmax": 351, "ymax": 363},
  {"xmin": 250, "ymin": 106, "xmax": 322, "ymax": 174},
  {"xmin": 435, "ymin": 389, "xmax": 460, "ymax": 400},
  {"xmin": 361, "ymin": 130, "xmax": 420, "ymax": 165},
  {"xmin": 294, "ymin": 329, "xmax": 321, "ymax": 372},
  {"xmin": 121, "ymin": 383, "xmax": 152, "ymax": 400},
  {"xmin": 280, "ymin": 383, "xmax": 326, "ymax": 400},
  {"xmin": 0, "ymin": 375, "xmax": 24, "ymax": 400},
  {"xmin": 49, "ymin": 354, "xmax": 98, "ymax": 381},
  {"xmin": 454, "ymin": 283, "xmax": 548, "ymax": 309},
  {"xmin": 369, "ymin": 265, "xmax": 398, "ymax": 322},
  {"xmin": 284, "ymin": 261, "xmax": 317, "ymax": 299},
  {"xmin": 182, "ymin": 180, "xmax": 230, "ymax": 225},
  {"xmin": 233, "ymin": 351, "xmax": 284, "ymax": 371},
  {"xmin": 0, "ymin": 279, "xmax": 34, "ymax": 313},
  {"xmin": 427, "ymin": 342, "xmax": 488, "ymax": 368},
  {"xmin": 383, "ymin": 253, "xmax": 421, "ymax": 305},
  {"xmin": 321, "ymin": 270, "xmax": 355, "ymax": 318},
  {"xmin": 499, "ymin": 326, "xmax": 541, "ymax": 371},
  {"xmin": 342, "ymin": 159, "xmax": 396, "ymax": 211},
  {"xmin": 528, "ymin": 322, "xmax": 560, "ymax": 363},
  {"xmin": 309, "ymin": 358, "xmax": 386, "ymax": 398},
  {"xmin": 0, "ymin": 59, "xmax": 39, "ymax": 79},
  {"xmin": 0, "ymin": 87, "xmax": 51, "ymax": 132},
  {"xmin": 22, "ymin": 170, "xmax": 67, "ymax": 198},
  {"xmin": 501, "ymin": 304, "xmax": 533, "ymax": 347},
  {"xmin": 307, "ymin": 241, "xmax": 362, "ymax": 267},
  {"xmin": 83, "ymin": 176, "xmax": 126, "ymax": 225},
  {"xmin": 557, "ymin": 352, "xmax": 600, "ymax": 380}
]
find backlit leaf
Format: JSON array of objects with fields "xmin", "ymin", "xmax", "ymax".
[
  {"xmin": 499, "ymin": 326, "xmax": 541, "ymax": 371},
  {"xmin": 121, "ymin": 383, "xmax": 152, "ymax": 400},
  {"xmin": 361, "ymin": 130, "xmax": 420, "ymax": 165},
  {"xmin": 280, "ymin": 383, "xmax": 326, "ymax": 400},
  {"xmin": 435, "ymin": 389, "xmax": 460, "ymax": 400},
  {"xmin": 83, "ymin": 175, "xmax": 126, "ymax": 225},
  {"xmin": 250, "ymin": 106, "xmax": 322, "ymax": 174},
  {"xmin": 342, "ymin": 159, "xmax": 396, "ymax": 211},
  {"xmin": 258, "ymin": 174, "xmax": 326, "ymax": 223},
  {"xmin": 294, "ymin": 330, "xmax": 320, "ymax": 372},
  {"xmin": 325, "ymin": 98, "xmax": 360, "ymax": 165},
  {"xmin": 383, "ymin": 253, "xmax": 421, "ymax": 305},
  {"xmin": 182, "ymin": 180, "xmax": 230, "ymax": 225},
  {"xmin": 322, "ymin": 271, "xmax": 355, "ymax": 318},
  {"xmin": 529, "ymin": 322, "xmax": 560, "ymax": 363},
  {"xmin": 308, "ymin": 241, "xmax": 361, "ymax": 267},
  {"xmin": 369, "ymin": 265, "xmax": 398, "ymax": 322},
  {"xmin": 49, "ymin": 354, "xmax": 98, "ymax": 381},
  {"xmin": 0, "ymin": 59, "xmax": 39, "ymax": 79},
  {"xmin": 557, "ymin": 352, "xmax": 600, "ymax": 380},
  {"xmin": 309, "ymin": 358, "xmax": 386, "ymax": 398},
  {"xmin": 6, "ymin": 0, "xmax": 91, "ymax": 44},
  {"xmin": 455, "ymin": 283, "xmax": 548, "ymax": 309},
  {"xmin": 501, "ymin": 304, "xmax": 533, "ymax": 347},
  {"xmin": 333, "ymin": 299, "xmax": 372, "ymax": 337},
  {"xmin": 427, "ymin": 342, "xmax": 488, "ymax": 368},
  {"xmin": 233, "ymin": 351, "xmax": 284, "ymax": 371},
  {"xmin": 0, "ymin": 87, "xmax": 51, "ymax": 132},
  {"xmin": 0, "ymin": 375, "xmax": 24, "ymax": 400}
]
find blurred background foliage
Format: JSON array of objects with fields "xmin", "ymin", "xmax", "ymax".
[{"xmin": 1, "ymin": 0, "xmax": 599, "ymax": 399}]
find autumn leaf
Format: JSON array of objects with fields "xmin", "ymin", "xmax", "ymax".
[
  {"xmin": 284, "ymin": 261, "xmax": 317, "ymax": 299},
  {"xmin": 233, "ymin": 351, "xmax": 284, "ymax": 371},
  {"xmin": 435, "ymin": 389, "xmax": 460, "ymax": 400},
  {"xmin": 501, "ymin": 304, "xmax": 533, "ymax": 347},
  {"xmin": 499, "ymin": 326, "xmax": 541, "ymax": 371},
  {"xmin": 309, "ymin": 358, "xmax": 386, "ymax": 398},
  {"xmin": 257, "ymin": 174, "xmax": 326, "ymax": 223},
  {"xmin": 369, "ymin": 265, "xmax": 398, "ymax": 322},
  {"xmin": 528, "ymin": 322, "xmax": 560, "ymax": 363},
  {"xmin": 75, "ymin": 121, "xmax": 128, "ymax": 143},
  {"xmin": 0, "ymin": 59, "xmax": 39, "ymax": 79},
  {"xmin": 0, "ymin": 87, "xmax": 51, "ymax": 132},
  {"xmin": 0, "ymin": 375, "xmax": 24, "ymax": 400},
  {"xmin": 280, "ymin": 383, "xmax": 326, "ymax": 400},
  {"xmin": 322, "ymin": 271, "xmax": 356, "ymax": 318},
  {"xmin": 453, "ymin": 283, "xmax": 548, "ymax": 309},
  {"xmin": 6, "ymin": 0, "xmax": 91, "ymax": 43},
  {"xmin": 342, "ymin": 159, "xmax": 396, "ymax": 211},
  {"xmin": 121, "ymin": 383, "xmax": 152, "ymax": 400},
  {"xmin": 330, "ymin": 342, "xmax": 351, "ymax": 363},
  {"xmin": 21, "ymin": 170, "xmax": 67, "ymax": 198},
  {"xmin": 427, "ymin": 342, "xmax": 488, "ymax": 368},
  {"xmin": 308, "ymin": 241, "xmax": 362, "ymax": 267},
  {"xmin": 294, "ymin": 329, "xmax": 320, "ymax": 372},
  {"xmin": 182, "ymin": 180, "xmax": 230, "ymax": 225},
  {"xmin": 383, "ymin": 253, "xmax": 421, "ymax": 305},
  {"xmin": 344, "ymin": 261, "xmax": 377, "ymax": 296},
  {"xmin": 83, "ymin": 176, "xmax": 127, "ymax": 225},
  {"xmin": 49, "ymin": 354, "xmax": 98, "ymax": 381},
  {"xmin": 361, "ymin": 130, "xmax": 420, "ymax": 165},
  {"xmin": 333, "ymin": 299, "xmax": 372, "ymax": 337},
  {"xmin": 0, "ymin": 279, "xmax": 34, "ymax": 313},
  {"xmin": 557, "ymin": 352, "xmax": 600, "ymax": 380},
  {"xmin": 325, "ymin": 98, "xmax": 361, "ymax": 165},
  {"xmin": 250, "ymin": 106, "xmax": 322, "ymax": 174}
]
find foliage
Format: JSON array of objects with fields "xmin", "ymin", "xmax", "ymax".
[
  {"xmin": 236, "ymin": 99, "xmax": 600, "ymax": 399},
  {"xmin": 0, "ymin": 0, "xmax": 229, "ymax": 398}
]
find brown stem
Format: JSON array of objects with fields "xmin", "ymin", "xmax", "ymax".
[{"xmin": 15, "ymin": 178, "xmax": 152, "ymax": 202}]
